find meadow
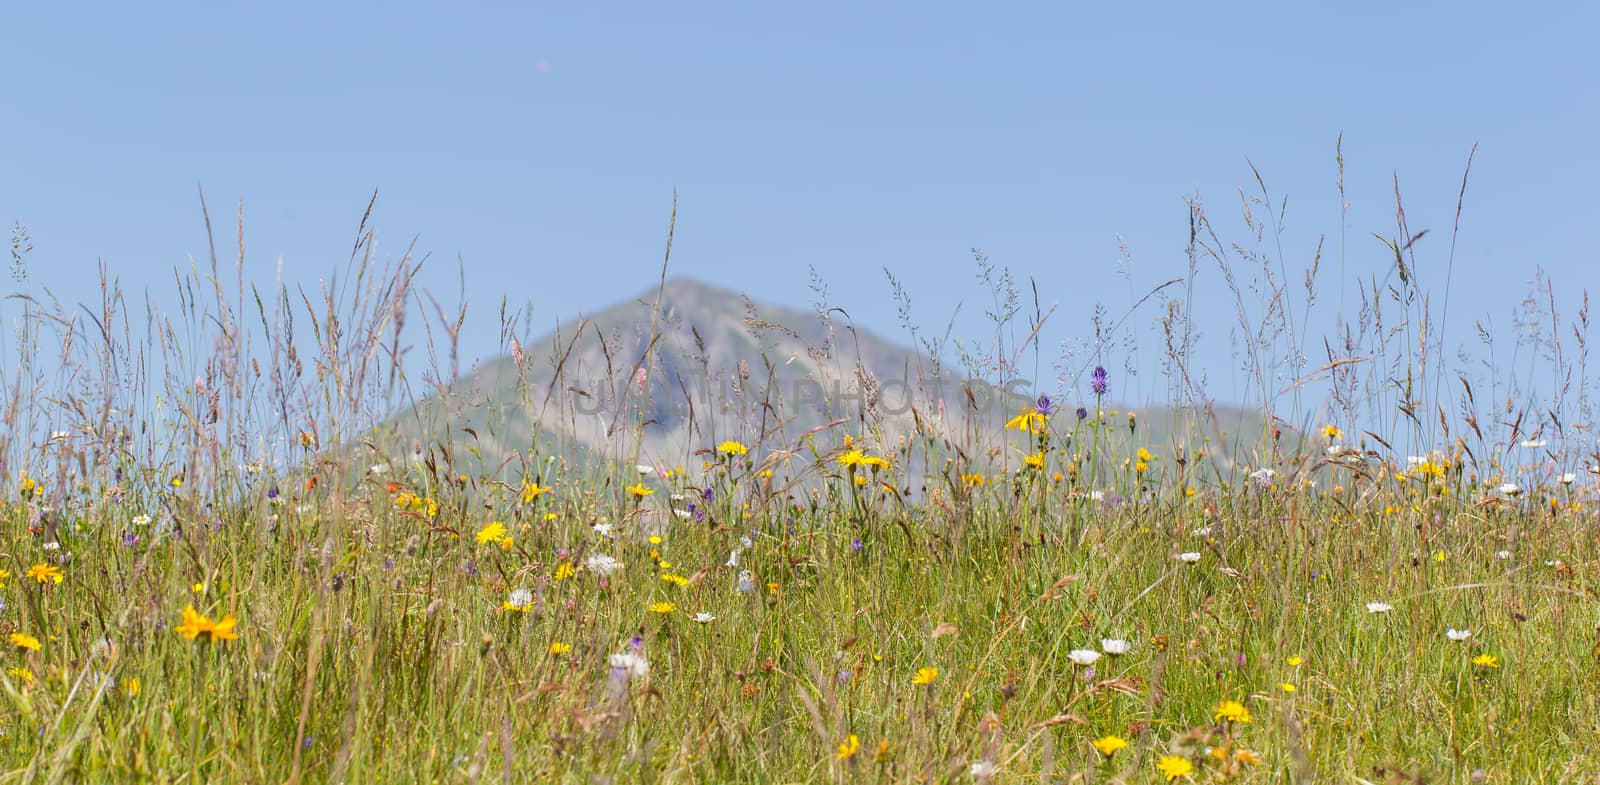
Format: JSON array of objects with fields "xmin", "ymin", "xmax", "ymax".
[{"xmin": 3, "ymin": 170, "xmax": 1598, "ymax": 784}]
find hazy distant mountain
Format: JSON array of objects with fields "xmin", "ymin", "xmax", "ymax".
[{"xmin": 382, "ymin": 278, "xmax": 1286, "ymax": 482}]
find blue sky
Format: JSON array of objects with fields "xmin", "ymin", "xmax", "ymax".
[{"xmin": 2, "ymin": 1, "xmax": 1595, "ymax": 416}]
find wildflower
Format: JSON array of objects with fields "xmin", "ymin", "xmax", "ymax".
[
  {"xmin": 592, "ymin": 523, "xmax": 614, "ymax": 537},
  {"xmin": 553, "ymin": 562, "xmax": 575, "ymax": 581},
  {"xmin": 1091, "ymin": 734, "xmax": 1128, "ymax": 756},
  {"xmin": 1562, "ymin": 473, "xmax": 1578, "ymax": 485},
  {"xmin": 585, "ymin": 554, "xmax": 623, "ymax": 576},
  {"xmin": 475, "ymin": 522, "xmax": 509, "ymax": 546},
  {"xmin": 1365, "ymin": 602, "xmax": 1393, "ymax": 614},
  {"xmin": 1278, "ymin": 682, "xmax": 1296, "ymax": 693},
  {"xmin": 969, "ymin": 761, "xmax": 998, "ymax": 777},
  {"xmin": 25, "ymin": 564, "xmax": 63, "ymax": 585},
  {"xmin": 1067, "ymin": 649, "xmax": 1101, "ymax": 666},
  {"xmin": 1157, "ymin": 755, "xmax": 1194, "ymax": 781},
  {"xmin": 1248, "ymin": 468, "xmax": 1277, "ymax": 485},
  {"xmin": 7, "ymin": 666, "xmax": 33, "ymax": 685},
  {"xmin": 1446, "ymin": 628, "xmax": 1472, "ymax": 641},
  {"xmin": 661, "ymin": 573, "xmax": 689, "ymax": 587},
  {"xmin": 911, "ymin": 666, "xmax": 939, "ymax": 686},
  {"xmin": 1100, "ymin": 638, "xmax": 1130, "ymax": 655},
  {"xmin": 635, "ymin": 464, "xmax": 656, "ymax": 476},
  {"xmin": 737, "ymin": 570, "xmax": 755, "ymax": 593},
  {"xmin": 1323, "ymin": 424, "xmax": 1343, "ymax": 441},
  {"xmin": 1022, "ymin": 452, "xmax": 1045, "ymax": 470},
  {"xmin": 9, "ymin": 632, "xmax": 41, "ymax": 652},
  {"xmin": 1213, "ymin": 699, "xmax": 1252, "ymax": 724},
  {"xmin": 838, "ymin": 450, "xmax": 867, "ymax": 468},
  {"xmin": 1472, "ymin": 653, "xmax": 1499, "ymax": 668},
  {"xmin": 1004, "ymin": 408, "xmax": 1048, "ymax": 433},
  {"xmin": 519, "ymin": 483, "xmax": 551, "ymax": 503},
  {"xmin": 1090, "ymin": 366, "xmax": 1109, "ymax": 397},
  {"xmin": 174, "ymin": 605, "xmax": 239, "ymax": 643},
  {"xmin": 1495, "ymin": 550, "xmax": 1512, "ymax": 560},
  {"xmin": 1521, "ymin": 439, "xmax": 1547, "ymax": 449},
  {"xmin": 717, "ymin": 440, "xmax": 749, "ymax": 457},
  {"xmin": 133, "ymin": 514, "xmax": 151, "ymax": 526},
  {"xmin": 504, "ymin": 588, "xmax": 534, "ymax": 612},
  {"xmin": 1178, "ymin": 552, "xmax": 1201, "ymax": 563},
  {"xmin": 693, "ymin": 612, "xmax": 716, "ymax": 623},
  {"xmin": 1288, "ymin": 654, "xmax": 1303, "ymax": 667},
  {"xmin": 648, "ymin": 601, "xmax": 676, "ymax": 615},
  {"xmin": 626, "ymin": 483, "xmax": 655, "ymax": 499},
  {"xmin": 837, "ymin": 733, "xmax": 861, "ymax": 760},
  {"xmin": 1498, "ymin": 483, "xmax": 1522, "ymax": 496},
  {"xmin": 548, "ymin": 641, "xmax": 571, "ymax": 654}
]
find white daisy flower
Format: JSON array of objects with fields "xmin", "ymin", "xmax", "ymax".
[
  {"xmin": 1521, "ymin": 439, "xmax": 1547, "ymax": 449},
  {"xmin": 693, "ymin": 612, "xmax": 715, "ymax": 623},
  {"xmin": 1067, "ymin": 649, "xmax": 1101, "ymax": 666},
  {"xmin": 1100, "ymin": 638, "xmax": 1130, "ymax": 655},
  {"xmin": 1446, "ymin": 628, "xmax": 1472, "ymax": 641},
  {"xmin": 1498, "ymin": 483, "xmax": 1522, "ymax": 496},
  {"xmin": 592, "ymin": 523, "xmax": 614, "ymax": 537},
  {"xmin": 1365, "ymin": 602, "xmax": 1393, "ymax": 614},
  {"xmin": 1178, "ymin": 552, "xmax": 1201, "ymax": 563}
]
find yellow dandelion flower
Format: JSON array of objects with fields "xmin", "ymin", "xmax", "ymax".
[
  {"xmin": 1023, "ymin": 452, "xmax": 1045, "ymax": 470},
  {"xmin": 549, "ymin": 642, "xmax": 571, "ymax": 654},
  {"xmin": 1213, "ymin": 699, "xmax": 1252, "ymax": 724},
  {"xmin": 9, "ymin": 632, "xmax": 41, "ymax": 652},
  {"xmin": 1157, "ymin": 755, "xmax": 1195, "ymax": 781},
  {"xmin": 661, "ymin": 573, "xmax": 689, "ymax": 587},
  {"xmin": 1091, "ymin": 735, "xmax": 1128, "ymax": 756},
  {"xmin": 1004, "ymin": 409, "xmax": 1048, "ymax": 433},
  {"xmin": 7, "ymin": 666, "xmax": 33, "ymax": 685},
  {"xmin": 838, "ymin": 450, "xmax": 867, "ymax": 468},
  {"xmin": 717, "ymin": 440, "xmax": 749, "ymax": 457},
  {"xmin": 911, "ymin": 666, "xmax": 939, "ymax": 686},
  {"xmin": 1323, "ymin": 424, "xmax": 1342, "ymax": 441},
  {"xmin": 475, "ymin": 521, "xmax": 509, "ymax": 545},
  {"xmin": 1472, "ymin": 653, "xmax": 1499, "ymax": 669},
  {"xmin": 648, "ymin": 601, "xmax": 676, "ymax": 614},
  {"xmin": 626, "ymin": 483, "xmax": 655, "ymax": 499},
  {"xmin": 837, "ymin": 733, "xmax": 861, "ymax": 760},
  {"xmin": 1278, "ymin": 682, "xmax": 1296, "ymax": 693},
  {"xmin": 553, "ymin": 562, "xmax": 575, "ymax": 581},
  {"xmin": 25, "ymin": 564, "xmax": 63, "ymax": 585}
]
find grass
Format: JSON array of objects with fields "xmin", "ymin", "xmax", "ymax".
[{"xmin": 3, "ymin": 154, "xmax": 1598, "ymax": 783}]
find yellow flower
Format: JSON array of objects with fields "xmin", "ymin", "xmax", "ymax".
[
  {"xmin": 1322, "ymin": 424, "xmax": 1343, "ymax": 441},
  {"xmin": 1134, "ymin": 460, "xmax": 1149, "ymax": 474},
  {"xmin": 1023, "ymin": 452, "xmax": 1045, "ymax": 470},
  {"xmin": 911, "ymin": 666, "xmax": 939, "ymax": 686},
  {"xmin": 648, "ymin": 601, "xmax": 676, "ymax": 614},
  {"xmin": 1287, "ymin": 654, "xmax": 1303, "ymax": 667},
  {"xmin": 1213, "ymin": 699, "xmax": 1251, "ymax": 724},
  {"xmin": 553, "ymin": 562, "xmax": 575, "ymax": 581},
  {"xmin": 1278, "ymin": 681, "xmax": 1296, "ymax": 693},
  {"xmin": 9, "ymin": 632, "xmax": 41, "ymax": 652},
  {"xmin": 862, "ymin": 456, "xmax": 892, "ymax": 470},
  {"xmin": 549, "ymin": 642, "xmax": 571, "ymax": 654},
  {"xmin": 25, "ymin": 564, "xmax": 63, "ymax": 585},
  {"xmin": 1137, "ymin": 447, "xmax": 1153, "ymax": 462},
  {"xmin": 961, "ymin": 474, "xmax": 986, "ymax": 488},
  {"xmin": 7, "ymin": 667, "xmax": 33, "ymax": 685},
  {"xmin": 1472, "ymin": 653, "xmax": 1500, "ymax": 669},
  {"xmin": 1004, "ymin": 409, "xmax": 1048, "ymax": 433},
  {"xmin": 626, "ymin": 483, "xmax": 655, "ymax": 499},
  {"xmin": 519, "ymin": 483, "xmax": 552, "ymax": 504},
  {"xmin": 1091, "ymin": 735, "xmax": 1128, "ymax": 756},
  {"xmin": 174, "ymin": 604, "xmax": 239, "ymax": 643},
  {"xmin": 475, "ymin": 521, "xmax": 509, "ymax": 545},
  {"xmin": 1157, "ymin": 755, "xmax": 1195, "ymax": 781},
  {"xmin": 661, "ymin": 573, "xmax": 689, "ymax": 587},
  {"xmin": 837, "ymin": 733, "xmax": 861, "ymax": 760},
  {"xmin": 717, "ymin": 440, "xmax": 749, "ymax": 457},
  {"xmin": 838, "ymin": 450, "xmax": 867, "ymax": 468},
  {"xmin": 123, "ymin": 677, "xmax": 140, "ymax": 697}
]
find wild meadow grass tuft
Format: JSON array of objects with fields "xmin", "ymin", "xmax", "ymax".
[{"xmin": 3, "ymin": 158, "xmax": 1599, "ymax": 783}]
